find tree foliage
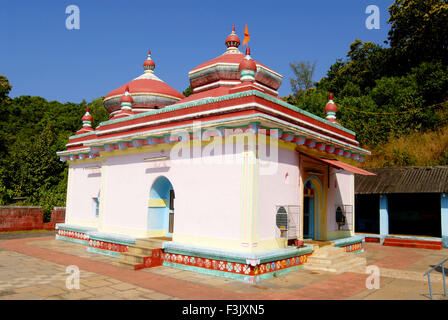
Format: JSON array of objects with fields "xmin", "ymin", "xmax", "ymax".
[
  {"xmin": 387, "ymin": 0, "xmax": 448, "ymax": 71},
  {"xmin": 289, "ymin": 61, "xmax": 317, "ymax": 97},
  {"xmin": 286, "ymin": 0, "xmax": 448, "ymax": 166},
  {"xmin": 0, "ymin": 80, "xmax": 109, "ymax": 211}
]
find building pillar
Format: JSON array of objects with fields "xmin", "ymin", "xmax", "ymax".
[
  {"xmin": 441, "ymin": 193, "xmax": 448, "ymax": 248},
  {"xmin": 379, "ymin": 195, "xmax": 389, "ymax": 242}
]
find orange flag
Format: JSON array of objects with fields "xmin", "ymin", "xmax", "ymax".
[{"xmin": 242, "ymin": 24, "xmax": 250, "ymax": 46}]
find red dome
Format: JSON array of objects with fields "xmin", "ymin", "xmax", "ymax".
[
  {"xmin": 143, "ymin": 50, "xmax": 156, "ymax": 71},
  {"xmin": 225, "ymin": 25, "xmax": 240, "ymax": 48},
  {"xmin": 108, "ymin": 80, "xmax": 184, "ymax": 101},
  {"xmin": 103, "ymin": 50, "xmax": 185, "ymax": 117},
  {"xmin": 325, "ymin": 93, "xmax": 338, "ymax": 113},
  {"xmin": 81, "ymin": 106, "xmax": 93, "ymax": 121},
  {"xmin": 120, "ymin": 86, "xmax": 134, "ymax": 104},
  {"xmin": 82, "ymin": 113, "xmax": 93, "ymax": 121},
  {"xmin": 238, "ymin": 47, "xmax": 257, "ymax": 72}
]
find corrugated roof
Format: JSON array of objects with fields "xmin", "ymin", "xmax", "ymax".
[{"xmin": 355, "ymin": 166, "xmax": 448, "ymax": 194}]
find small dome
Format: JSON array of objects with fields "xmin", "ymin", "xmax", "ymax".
[
  {"xmin": 225, "ymin": 25, "xmax": 240, "ymax": 49},
  {"xmin": 120, "ymin": 86, "xmax": 134, "ymax": 104},
  {"xmin": 325, "ymin": 93, "xmax": 338, "ymax": 113},
  {"xmin": 104, "ymin": 50, "xmax": 184, "ymax": 118},
  {"xmin": 188, "ymin": 26, "xmax": 283, "ymax": 95},
  {"xmin": 143, "ymin": 50, "xmax": 156, "ymax": 71},
  {"xmin": 81, "ymin": 106, "xmax": 93, "ymax": 122},
  {"xmin": 238, "ymin": 47, "xmax": 257, "ymax": 72}
]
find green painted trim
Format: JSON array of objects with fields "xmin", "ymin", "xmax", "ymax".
[
  {"xmin": 256, "ymin": 265, "xmax": 304, "ymax": 281},
  {"xmin": 55, "ymin": 223, "xmax": 97, "ymax": 233},
  {"xmin": 259, "ymin": 248, "xmax": 313, "ymax": 264},
  {"xmin": 88, "ymin": 232, "xmax": 135, "ymax": 246},
  {"xmin": 69, "ymin": 131, "xmax": 97, "ymax": 140},
  {"xmin": 56, "ymin": 235, "xmax": 89, "ymax": 246},
  {"xmin": 333, "ymin": 235, "xmax": 365, "ymax": 247},
  {"xmin": 87, "ymin": 246, "xmax": 121, "ymax": 258}
]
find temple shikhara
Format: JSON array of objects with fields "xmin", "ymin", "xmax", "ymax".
[{"xmin": 56, "ymin": 26, "xmax": 374, "ymax": 282}]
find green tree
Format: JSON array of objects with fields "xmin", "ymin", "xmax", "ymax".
[
  {"xmin": 289, "ymin": 61, "xmax": 317, "ymax": 97},
  {"xmin": 0, "ymin": 75, "xmax": 11, "ymax": 101},
  {"xmin": 183, "ymin": 86, "xmax": 193, "ymax": 97},
  {"xmin": 387, "ymin": 0, "xmax": 448, "ymax": 70}
]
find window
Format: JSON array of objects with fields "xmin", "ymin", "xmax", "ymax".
[{"xmin": 93, "ymin": 193, "xmax": 100, "ymax": 218}]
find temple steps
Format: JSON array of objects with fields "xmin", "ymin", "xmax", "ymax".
[
  {"xmin": 383, "ymin": 237, "xmax": 442, "ymax": 250},
  {"xmin": 304, "ymin": 245, "xmax": 366, "ymax": 274},
  {"xmin": 112, "ymin": 237, "xmax": 170, "ymax": 270}
]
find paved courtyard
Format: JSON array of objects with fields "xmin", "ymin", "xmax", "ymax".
[{"xmin": 0, "ymin": 233, "xmax": 447, "ymax": 300}]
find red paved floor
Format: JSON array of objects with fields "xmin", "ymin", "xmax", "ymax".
[
  {"xmin": 0, "ymin": 236, "xmax": 250, "ymax": 300},
  {"xmin": 366, "ymin": 245, "xmax": 424, "ymax": 269},
  {"xmin": 278, "ymin": 272, "xmax": 368, "ymax": 300}
]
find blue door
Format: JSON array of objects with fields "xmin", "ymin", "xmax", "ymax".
[{"xmin": 303, "ymin": 193, "xmax": 315, "ymax": 239}]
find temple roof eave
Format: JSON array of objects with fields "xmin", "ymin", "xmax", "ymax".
[
  {"xmin": 61, "ymin": 113, "xmax": 370, "ymax": 160},
  {"xmin": 95, "ymin": 90, "xmax": 356, "ymax": 136}
]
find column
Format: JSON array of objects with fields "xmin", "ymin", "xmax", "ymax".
[
  {"xmin": 441, "ymin": 193, "xmax": 448, "ymax": 248},
  {"xmin": 379, "ymin": 194, "xmax": 389, "ymax": 240}
]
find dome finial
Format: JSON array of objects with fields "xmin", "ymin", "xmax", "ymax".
[
  {"xmin": 238, "ymin": 46, "xmax": 257, "ymax": 82},
  {"xmin": 120, "ymin": 85, "xmax": 134, "ymax": 110},
  {"xmin": 225, "ymin": 25, "xmax": 240, "ymax": 51},
  {"xmin": 81, "ymin": 105, "xmax": 93, "ymax": 128},
  {"xmin": 143, "ymin": 49, "xmax": 156, "ymax": 73},
  {"xmin": 76, "ymin": 105, "xmax": 94, "ymax": 134},
  {"xmin": 325, "ymin": 92, "xmax": 339, "ymax": 124}
]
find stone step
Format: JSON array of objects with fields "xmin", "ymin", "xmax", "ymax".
[
  {"xmin": 307, "ymin": 253, "xmax": 365, "ymax": 268},
  {"xmin": 307, "ymin": 253, "xmax": 353, "ymax": 266},
  {"xmin": 304, "ymin": 256, "xmax": 366, "ymax": 274},
  {"xmin": 135, "ymin": 238, "xmax": 167, "ymax": 248},
  {"xmin": 127, "ymin": 245, "xmax": 155, "ymax": 256},
  {"xmin": 120, "ymin": 252, "xmax": 147, "ymax": 264},
  {"xmin": 112, "ymin": 260, "xmax": 138, "ymax": 270},
  {"xmin": 312, "ymin": 247, "xmax": 346, "ymax": 259}
]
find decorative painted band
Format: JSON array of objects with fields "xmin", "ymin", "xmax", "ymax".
[
  {"xmin": 135, "ymin": 249, "xmax": 164, "ymax": 270},
  {"xmin": 305, "ymin": 139, "xmax": 316, "ymax": 148},
  {"xmin": 325, "ymin": 145, "xmax": 335, "ymax": 153},
  {"xmin": 56, "ymin": 234, "xmax": 89, "ymax": 246},
  {"xmin": 294, "ymin": 135, "xmax": 306, "ymax": 145},
  {"xmin": 88, "ymin": 239, "xmax": 129, "ymax": 253},
  {"xmin": 161, "ymin": 251, "xmax": 312, "ymax": 277},
  {"xmin": 56, "ymin": 228, "xmax": 89, "ymax": 241},
  {"xmin": 341, "ymin": 241, "xmax": 364, "ymax": 253},
  {"xmin": 315, "ymin": 142, "xmax": 326, "ymax": 151},
  {"xmin": 60, "ymin": 121, "xmax": 366, "ymax": 163}
]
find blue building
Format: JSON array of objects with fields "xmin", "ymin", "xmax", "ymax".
[{"xmin": 355, "ymin": 166, "xmax": 448, "ymax": 249}]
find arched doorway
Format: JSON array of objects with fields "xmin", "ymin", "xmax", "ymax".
[
  {"xmin": 148, "ymin": 176, "xmax": 175, "ymax": 237},
  {"xmin": 303, "ymin": 176, "xmax": 323, "ymax": 240}
]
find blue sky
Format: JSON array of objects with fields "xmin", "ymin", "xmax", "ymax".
[{"xmin": 0, "ymin": 0, "xmax": 393, "ymax": 103}]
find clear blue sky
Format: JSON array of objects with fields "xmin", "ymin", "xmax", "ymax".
[{"xmin": 0, "ymin": 0, "xmax": 393, "ymax": 103}]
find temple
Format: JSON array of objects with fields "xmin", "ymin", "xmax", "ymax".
[{"xmin": 56, "ymin": 26, "xmax": 373, "ymax": 282}]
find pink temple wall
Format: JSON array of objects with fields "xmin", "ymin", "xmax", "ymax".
[
  {"xmin": 258, "ymin": 147, "xmax": 301, "ymax": 241},
  {"xmin": 326, "ymin": 168, "xmax": 355, "ymax": 238},
  {"xmin": 65, "ymin": 162, "xmax": 101, "ymax": 224}
]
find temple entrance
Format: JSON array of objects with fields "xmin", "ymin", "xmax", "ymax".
[
  {"xmin": 303, "ymin": 177, "xmax": 322, "ymax": 240},
  {"xmin": 148, "ymin": 176, "xmax": 175, "ymax": 236},
  {"xmin": 303, "ymin": 180, "xmax": 315, "ymax": 239}
]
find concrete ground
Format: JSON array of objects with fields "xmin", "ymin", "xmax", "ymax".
[{"xmin": 0, "ymin": 233, "xmax": 447, "ymax": 300}]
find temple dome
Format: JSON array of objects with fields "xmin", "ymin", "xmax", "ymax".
[
  {"xmin": 188, "ymin": 26, "xmax": 283, "ymax": 96},
  {"xmin": 103, "ymin": 50, "xmax": 184, "ymax": 118}
]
